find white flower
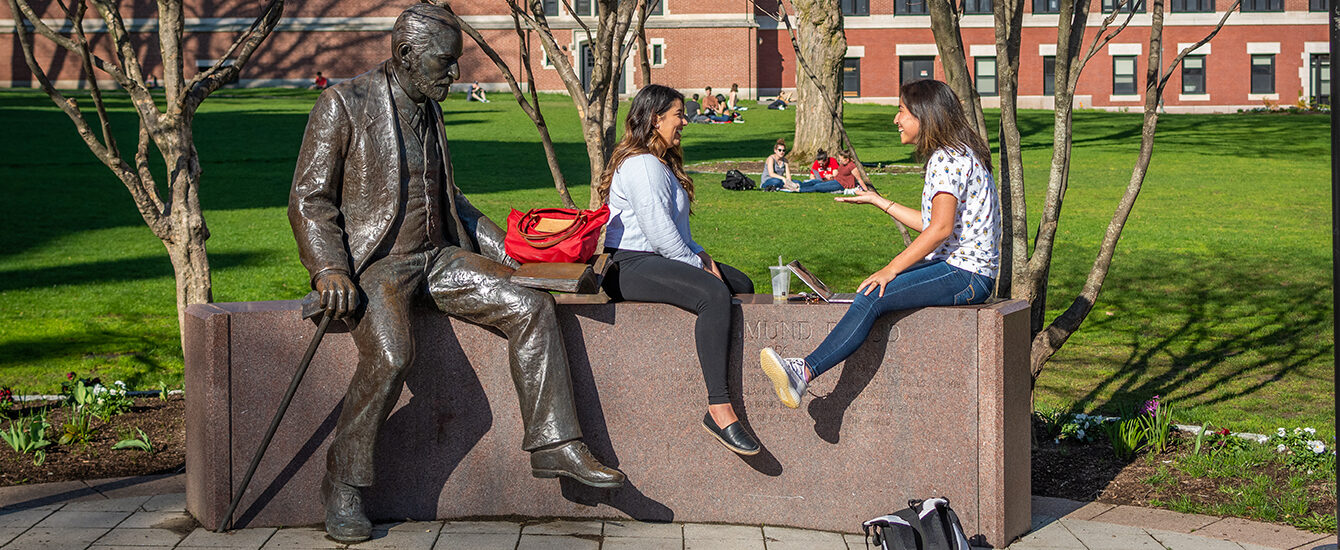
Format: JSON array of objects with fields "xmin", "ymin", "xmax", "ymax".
[
  {"xmin": 1294, "ymin": 427, "xmax": 1304, "ymax": 435},
  {"xmin": 1308, "ymin": 440, "xmax": 1326, "ymax": 454},
  {"xmin": 1304, "ymin": 427, "xmax": 1316, "ymax": 435},
  {"xmin": 114, "ymin": 380, "xmax": 126, "ymax": 387},
  {"xmin": 1277, "ymin": 444, "xmax": 1288, "ymax": 453},
  {"xmin": 1277, "ymin": 428, "xmax": 1287, "ymax": 437},
  {"xmin": 1077, "ymin": 429, "xmax": 1086, "ymax": 439}
]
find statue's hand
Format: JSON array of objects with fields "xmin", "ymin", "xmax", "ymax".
[{"xmin": 314, "ymin": 272, "xmax": 360, "ymax": 319}]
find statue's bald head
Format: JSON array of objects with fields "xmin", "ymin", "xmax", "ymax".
[
  {"xmin": 392, "ymin": 4, "xmax": 460, "ymax": 63},
  {"xmin": 390, "ymin": 3, "xmax": 461, "ymax": 102}
]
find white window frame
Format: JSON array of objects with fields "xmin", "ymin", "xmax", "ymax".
[{"xmin": 650, "ymin": 38, "xmax": 667, "ymax": 68}]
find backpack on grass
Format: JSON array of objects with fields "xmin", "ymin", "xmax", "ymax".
[
  {"xmin": 862, "ymin": 498, "xmax": 972, "ymax": 550},
  {"xmin": 721, "ymin": 169, "xmax": 755, "ymax": 191}
]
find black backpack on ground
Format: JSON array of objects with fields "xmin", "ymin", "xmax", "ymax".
[
  {"xmin": 862, "ymin": 498, "xmax": 972, "ymax": 550},
  {"xmin": 721, "ymin": 169, "xmax": 755, "ymax": 191}
]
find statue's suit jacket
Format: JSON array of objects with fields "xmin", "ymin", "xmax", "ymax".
[{"xmin": 289, "ymin": 61, "xmax": 514, "ymax": 288}]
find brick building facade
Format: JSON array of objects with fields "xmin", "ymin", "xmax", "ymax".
[{"xmin": 1, "ymin": 0, "xmax": 1328, "ymax": 113}]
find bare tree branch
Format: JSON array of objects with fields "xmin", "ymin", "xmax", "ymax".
[
  {"xmin": 1030, "ymin": 0, "xmax": 1238, "ymax": 378},
  {"xmin": 1155, "ymin": 0, "xmax": 1239, "ymax": 94},
  {"xmin": 558, "ymin": 0, "xmax": 596, "ymax": 47},
  {"xmin": 8, "ymin": 0, "xmax": 169, "ymax": 236},
  {"xmin": 67, "ymin": 0, "xmax": 117, "ymax": 157},
  {"xmin": 509, "ymin": 0, "xmax": 590, "ymax": 114},
  {"xmin": 184, "ymin": 0, "xmax": 285, "ymax": 112},
  {"xmin": 1077, "ymin": 0, "xmax": 1138, "ymax": 78}
]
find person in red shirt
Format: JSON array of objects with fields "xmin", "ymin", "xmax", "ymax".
[
  {"xmin": 833, "ymin": 150, "xmax": 873, "ymax": 193},
  {"xmin": 810, "ymin": 149, "xmax": 838, "ymax": 180},
  {"xmin": 312, "ymin": 72, "xmax": 329, "ymax": 90}
]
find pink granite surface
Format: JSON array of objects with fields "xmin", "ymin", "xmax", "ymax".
[{"xmin": 184, "ymin": 297, "xmax": 1030, "ymax": 547}]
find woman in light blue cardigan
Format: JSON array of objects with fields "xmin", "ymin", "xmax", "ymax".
[{"xmin": 598, "ymin": 85, "xmax": 760, "ymax": 456}]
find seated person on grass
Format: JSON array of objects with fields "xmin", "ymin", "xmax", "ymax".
[
  {"xmin": 762, "ymin": 140, "xmax": 843, "ymax": 193},
  {"xmin": 701, "ymin": 86, "xmax": 741, "ymax": 123},
  {"xmin": 833, "ymin": 150, "xmax": 874, "ymax": 194}
]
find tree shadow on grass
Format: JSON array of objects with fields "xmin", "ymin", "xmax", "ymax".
[
  {"xmin": 0, "ymin": 251, "xmax": 265, "ymax": 293},
  {"xmin": 1041, "ymin": 250, "xmax": 1332, "ymax": 419}
]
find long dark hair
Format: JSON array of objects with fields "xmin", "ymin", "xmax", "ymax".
[
  {"xmin": 899, "ymin": 79, "xmax": 993, "ymax": 173},
  {"xmin": 597, "ymin": 84, "xmax": 693, "ymax": 204}
]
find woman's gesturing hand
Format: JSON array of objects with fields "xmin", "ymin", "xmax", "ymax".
[
  {"xmin": 834, "ymin": 189, "xmax": 883, "ymax": 206},
  {"xmin": 857, "ymin": 265, "xmax": 899, "ymax": 297}
]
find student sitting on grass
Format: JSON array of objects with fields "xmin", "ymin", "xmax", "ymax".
[
  {"xmin": 833, "ymin": 150, "xmax": 874, "ymax": 194},
  {"xmin": 759, "ymin": 79, "xmax": 1001, "ymax": 409},
  {"xmin": 761, "ymin": 141, "xmax": 844, "ymax": 193}
]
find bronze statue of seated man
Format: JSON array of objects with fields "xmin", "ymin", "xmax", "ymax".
[{"xmin": 287, "ymin": 4, "xmax": 624, "ymax": 543}]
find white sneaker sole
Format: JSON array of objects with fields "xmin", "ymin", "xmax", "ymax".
[{"xmin": 759, "ymin": 348, "xmax": 801, "ymax": 409}]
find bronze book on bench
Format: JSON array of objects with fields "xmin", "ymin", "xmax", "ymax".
[{"xmin": 509, "ymin": 254, "xmax": 611, "ymax": 295}]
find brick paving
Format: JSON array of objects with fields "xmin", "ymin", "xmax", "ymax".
[{"xmin": 0, "ymin": 475, "xmax": 1333, "ymax": 549}]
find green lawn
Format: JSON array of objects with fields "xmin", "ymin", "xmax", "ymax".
[{"xmin": 0, "ymin": 88, "xmax": 1331, "ymax": 437}]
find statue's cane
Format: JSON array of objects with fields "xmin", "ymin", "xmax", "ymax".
[{"xmin": 217, "ymin": 291, "xmax": 332, "ymax": 532}]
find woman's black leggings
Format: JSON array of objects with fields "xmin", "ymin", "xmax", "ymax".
[{"xmin": 604, "ymin": 249, "xmax": 755, "ymax": 405}]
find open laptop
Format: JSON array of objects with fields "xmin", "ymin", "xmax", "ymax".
[{"xmin": 787, "ymin": 260, "xmax": 859, "ymax": 303}]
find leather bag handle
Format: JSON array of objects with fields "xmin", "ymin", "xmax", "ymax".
[{"xmin": 517, "ymin": 208, "xmax": 589, "ymax": 249}]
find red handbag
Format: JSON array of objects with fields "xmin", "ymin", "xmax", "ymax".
[{"xmin": 504, "ymin": 205, "xmax": 610, "ymax": 264}]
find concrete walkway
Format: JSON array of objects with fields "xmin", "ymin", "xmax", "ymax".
[{"xmin": 0, "ymin": 475, "xmax": 1333, "ymax": 549}]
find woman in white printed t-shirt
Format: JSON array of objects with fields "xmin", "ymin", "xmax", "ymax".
[{"xmin": 758, "ymin": 79, "xmax": 1001, "ymax": 409}]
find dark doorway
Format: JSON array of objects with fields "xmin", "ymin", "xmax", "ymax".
[
  {"xmin": 1312, "ymin": 53, "xmax": 1330, "ymax": 107},
  {"xmin": 843, "ymin": 58, "xmax": 861, "ymax": 97},
  {"xmin": 900, "ymin": 56, "xmax": 935, "ymax": 85}
]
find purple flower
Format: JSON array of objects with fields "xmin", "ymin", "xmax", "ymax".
[
  {"xmin": 66, "ymin": 372, "xmax": 76, "ymax": 381},
  {"xmin": 1141, "ymin": 395, "xmax": 1160, "ymax": 416}
]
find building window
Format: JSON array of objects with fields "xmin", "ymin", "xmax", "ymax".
[
  {"xmin": 964, "ymin": 0, "xmax": 993, "ymax": 13},
  {"xmin": 1171, "ymin": 0, "xmax": 1213, "ymax": 11},
  {"xmin": 1310, "ymin": 0, "xmax": 1329, "ymax": 11},
  {"xmin": 1033, "ymin": 0, "xmax": 1060, "ymax": 13},
  {"xmin": 1043, "ymin": 55, "xmax": 1056, "ymax": 95},
  {"xmin": 1250, "ymin": 54, "xmax": 1274, "ymax": 93},
  {"xmin": 844, "ymin": 58, "xmax": 862, "ymax": 97},
  {"xmin": 1112, "ymin": 55, "xmax": 1137, "ymax": 95},
  {"xmin": 1181, "ymin": 55, "xmax": 1205, "ymax": 94},
  {"xmin": 541, "ymin": 0, "xmax": 559, "ymax": 17},
  {"xmin": 1241, "ymin": 0, "xmax": 1283, "ymax": 10},
  {"xmin": 975, "ymin": 57, "xmax": 997, "ymax": 96},
  {"xmin": 842, "ymin": 0, "xmax": 870, "ymax": 15},
  {"xmin": 895, "ymin": 0, "xmax": 929, "ymax": 14},
  {"xmin": 649, "ymin": 0, "xmax": 664, "ymax": 15},
  {"xmin": 574, "ymin": 0, "xmax": 596, "ymax": 16},
  {"xmin": 650, "ymin": 41, "xmax": 665, "ymax": 67},
  {"xmin": 1102, "ymin": 0, "xmax": 1145, "ymax": 12},
  {"xmin": 901, "ymin": 56, "xmax": 935, "ymax": 84}
]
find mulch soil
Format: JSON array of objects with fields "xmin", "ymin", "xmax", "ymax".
[
  {"xmin": 1033, "ymin": 423, "xmax": 1337, "ymax": 522},
  {"xmin": 685, "ymin": 160, "xmax": 924, "ymax": 176},
  {"xmin": 0, "ymin": 396, "xmax": 185, "ymax": 486},
  {"xmin": 1, "ymin": 400, "xmax": 1333, "ymax": 530}
]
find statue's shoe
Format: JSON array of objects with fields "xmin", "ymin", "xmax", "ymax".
[
  {"xmin": 321, "ymin": 474, "xmax": 372, "ymax": 543},
  {"xmin": 530, "ymin": 441, "xmax": 626, "ymax": 488}
]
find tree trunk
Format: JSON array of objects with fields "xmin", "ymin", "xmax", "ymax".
[
  {"xmin": 928, "ymin": 0, "xmax": 987, "ymax": 141},
  {"xmin": 993, "ymin": 0, "xmax": 1025, "ymax": 299},
  {"xmin": 637, "ymin": 26, "xmax": 651, "ymax": 88},
  {"xmin": 790, "ymin": 0, "xmax": 845, "ymax": 162}
]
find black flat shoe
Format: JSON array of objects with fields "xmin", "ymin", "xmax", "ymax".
[{"xmin": 701, "ymin": 413, "xmax": 761, "ymax": 456}]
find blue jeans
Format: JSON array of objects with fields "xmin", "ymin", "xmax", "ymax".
[
  {"xmin": 804, "ymin": 261, "xmax": 995, "ymax": 377},
  {"xmin": 797, "ymin": 179, "xmax": 843, "ymax": 193},
  {"xmin": 762, "ymin": 178, "xmax": 843, "ymax": 193}
]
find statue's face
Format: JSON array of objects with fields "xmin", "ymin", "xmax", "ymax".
[{"xmin": 403, "ymin": 26, "xmax": 461, "ymax": 102}]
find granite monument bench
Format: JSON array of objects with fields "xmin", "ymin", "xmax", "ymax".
[{"xmin": 183, "ymin": 296, "xmax": 1031, "ymax": 547}]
